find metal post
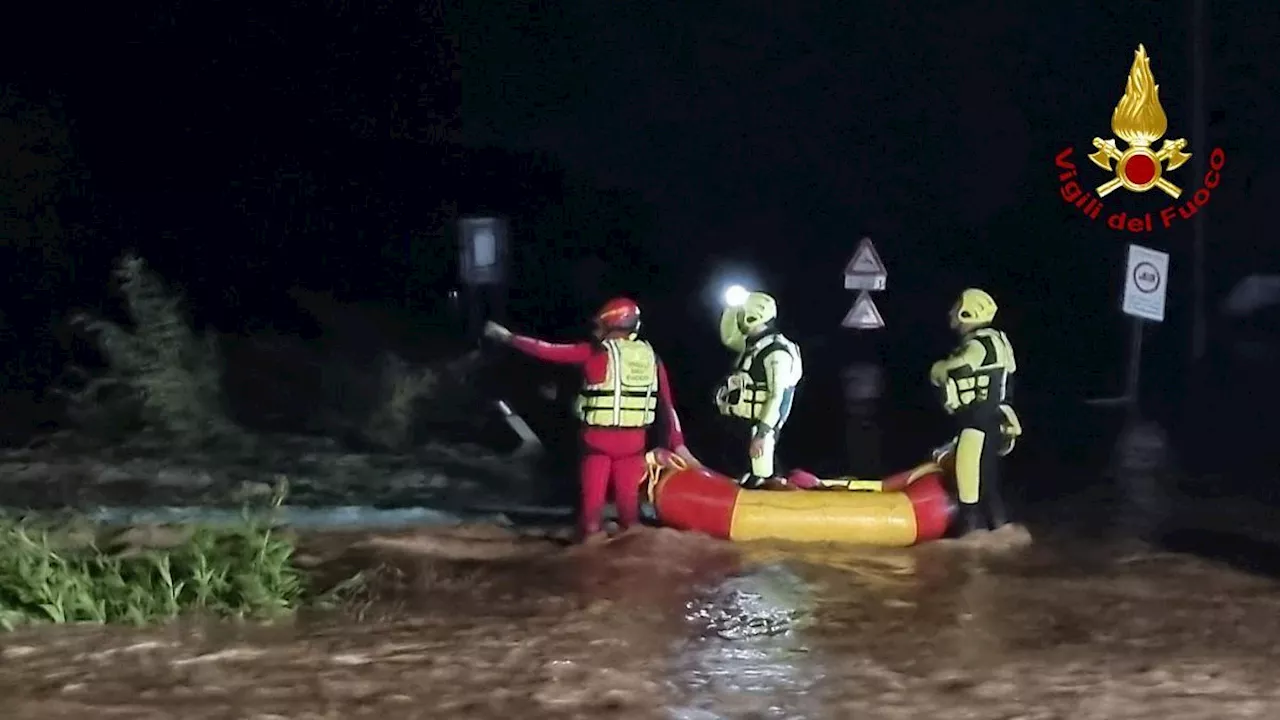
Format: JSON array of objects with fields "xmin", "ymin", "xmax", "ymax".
[
  {"xmin": 1125, "ymin": 317, "xmax": 1145, "ymax": 422},
  {"xmin": 466, "ymin": 285, "xmax": 484, "ymax": 346},
  {"xmin": 489, "ymin": 282, "xmax": 508, "ymax": 325},
  {"xmin": 841, "ymin": 359, "xmax": 883, "ymax": 476},
  {"xmin": 1116, "ymin": 318, "xmax": 1171, "ymax": 543},
  {"xmin": 1190, "ymin": 0, "xmax": 1207, "ymax": 363}
]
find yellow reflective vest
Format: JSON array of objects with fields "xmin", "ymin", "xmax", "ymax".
[
  {"xmin": 931, "ymin": 327, "xmax": 1016, "ymax": 415},
  {"xmin": 716, "ymin": 332, "xmax": 802, "ymax": 422},
  {"xmin": 575, "ymin": 338, "xmax": 659, "ymax": 428}
]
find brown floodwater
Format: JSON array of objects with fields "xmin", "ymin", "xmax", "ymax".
[{"xmin": 5, "ymin": 523, "xmax": 1280, "ymax": 720}]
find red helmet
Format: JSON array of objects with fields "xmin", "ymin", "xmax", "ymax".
[{"xmin": 593, "ymin": 297, "xmax": 641, "ymax": 334}]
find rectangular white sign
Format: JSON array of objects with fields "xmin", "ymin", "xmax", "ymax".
[
  {"xmin": 1122, "ymin": 243, "xmax": 1170, "ymax": 322},
  {"xmin": 458, "ymin": 216, "xmax": 508, "ymax": 285}
]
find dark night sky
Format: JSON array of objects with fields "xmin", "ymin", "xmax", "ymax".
[
  {"xmin": 2, "ymin": 0, "xmax": 1278, "ymax": 463},
  {"xmin": 458, "ymin": 1, "xmax": 1274, "ymax": 327},
  {"xmin": 454, "ymin": 1, "xmax": 1277, "ymax": 421}
]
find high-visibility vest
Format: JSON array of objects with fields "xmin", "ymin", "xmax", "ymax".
[
  {"xmin": 575, "ymin": 338, "xmax": 659, "ymax": 428},
  {"xmin": 716, "ymin": 332, "xmax": 802, "ymax": 421},
  {"xmin": 938, "ymin": 327, "xmax": 1016, "ymax": 414}
]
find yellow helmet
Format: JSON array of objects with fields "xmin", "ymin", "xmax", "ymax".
[
  {"xmin": 718, "ymin": 307, "xmax": 746, "ymax": 352},
  {"xmin": 950, "ymin": 288, "xmax": 997, "ymax": 331},
  {"xmin": 737, "ymin": 292, "xmax": 778, "ymax": 336}
]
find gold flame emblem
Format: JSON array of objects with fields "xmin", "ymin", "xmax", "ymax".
[{"xmin": 1088, "ymin": 44, "xmax": 1192, "ymax": 198}]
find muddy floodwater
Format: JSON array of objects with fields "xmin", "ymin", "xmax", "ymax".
[{"xmin": 5, "ymin": 523, "xmax": 1280, "ymax": 720}]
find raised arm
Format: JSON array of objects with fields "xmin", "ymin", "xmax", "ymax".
[
  {"xmin": 508, "ymin": 334, "xmax": 595, "ymax": 365},
  {"xmin": 486, "ymin": 321, "xmax": 595, "ymax": 365}
]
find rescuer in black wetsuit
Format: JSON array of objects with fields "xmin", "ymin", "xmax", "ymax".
[{"xmin": 929, "ymin": 288, "xmax": 1023, "ymax": 535}]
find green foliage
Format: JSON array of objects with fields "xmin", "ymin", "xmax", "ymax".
[
  {"xmin": 0, "ymin": 484, "xmax": 308, "ymax": 630},
  {"xmin": 363, "ymin": 353, "xmax": 439, "ymax": 450},
  {"xmin": 66, "ymin": 254, "xmax": 239, "ymax": 447}
]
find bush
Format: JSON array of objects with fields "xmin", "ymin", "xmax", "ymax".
[
  {"xmin": 0, "ymin": 487, "xmax": 305, "ymax": 629},
  {"xmin": 359, "ymin": 350, "xmax": 491, "ymax": 451},
  {"xmin": 363, "ymin": 353, "xmax": 439, "ymax": 450},
  {"xmin": 64, "ymin": 254, "xmax": 239, "ymax": 447}
]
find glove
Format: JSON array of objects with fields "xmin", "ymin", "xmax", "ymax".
[
  {"xmin": 997, "ymin": 404, "xmax": 1022, "ymax": 456},
  {"xmin": 931, "ymin": 438, "xmax": 957, "ymax": 462},
  {"xmin": 483, "ymin": 321, "xmax": 513, "ymax": 343},
  {"xmin": 929, "ymin": 360, "xmax": 947, "ymax": 387}
]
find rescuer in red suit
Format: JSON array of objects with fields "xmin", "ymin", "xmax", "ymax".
[{"xmin": 484, "ymin": 298, "xmax": 700, "ymax": 542}]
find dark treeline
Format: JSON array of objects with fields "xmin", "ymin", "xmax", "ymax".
[{"xmin": 0, "ymin": 0, "xmax": 665, "ymax": 444}]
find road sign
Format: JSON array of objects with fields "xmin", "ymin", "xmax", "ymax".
[
  {"xmin": 842, "ymin": 291, "xmax": 886, "ymax": 329},
  {"xmin": 843, "ymin": 237, "xmax": 888, "ymax": 290},
  {"xmin": 458, "ymin": 216, "xmax": 509, "ymax": 285},
  {"xmin": 1122, "ymin": 243, "xmax": 1169, "ymax": 322}
]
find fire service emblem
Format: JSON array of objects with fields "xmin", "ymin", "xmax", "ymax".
[
  {"xmin": 1087, "ymin": 44, "xmax": 1191, "ymax": 199},
  {"xmin": 1054, "ymin": 44, "xmax": 1226, "ymax": 233}
]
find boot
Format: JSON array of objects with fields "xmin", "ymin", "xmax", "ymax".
[
  {"xmin": 953, "ymin": 503, "xmax": 984, "ymax": 537},
  {"xmin": 761, "ymin": 476, "xmax": 801, "ymax": 491},
  {"xmin": 739, "ymin": 473, "xmax": 798, "ymax": 491},
  {"xmin": 982, "ymin": 491, "xmax": 1009, "ymax": 531}
]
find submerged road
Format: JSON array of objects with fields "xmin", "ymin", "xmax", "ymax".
[{"xmin": 5, "ymin": 519, "xmax": 1280, "ymax": 720}]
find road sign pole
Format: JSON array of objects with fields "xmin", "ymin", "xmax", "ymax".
[
  {"xmin": 466, "ymin": 285, "xmax": 484, "ymax": 346},
  {"xmin": 1124, "ymin": 317, "xmax": 1145, "ymax": 422},
  {"xmin": 1118, "ymin": 242, "xmax": 1167, "ymax": 430},
  {"xmin": 841, "ymin": 360, "xmax": 884, "ymax": 475},
  {"xmin": 839, "ymin": 236, "xmax": 889, "ymax": 472}
]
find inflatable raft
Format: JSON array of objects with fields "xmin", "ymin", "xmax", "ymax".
[{"xmin": 642, "ymin": 450, "xmax": 956, "ymax": 546}]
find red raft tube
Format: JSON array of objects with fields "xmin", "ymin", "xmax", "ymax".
[{"xmin": 641, "ymin": 450, "xmax": 956, "ymax": 546}]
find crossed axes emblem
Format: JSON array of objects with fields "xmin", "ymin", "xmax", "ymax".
[{"xmin": 1088, "ymin": 137, "xmax": 1192, "ymax": 199}]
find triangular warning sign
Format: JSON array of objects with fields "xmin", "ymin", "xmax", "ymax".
[
  {"xmin": 842, "ymin": 291, "xmax": 885, "ymax": 330},
  {"xmin": 844, "ymin": 238, "xmax": 887, "ymax": 277}
]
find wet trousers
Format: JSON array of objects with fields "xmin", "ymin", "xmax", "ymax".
[
  {"xmin": 711, "ymin": 417, "xmax": 780, "ymax": 480},
  {"xmin": 716, "ymin": 389, "xmax": 796, "ymax": 486},
  {"xmin": 579, "ymin": 426, "xmax": 649, "ymax": 537},
  {"xmin": 952, "ymin": 411, "xmax": 1008, "ymax": 533}
]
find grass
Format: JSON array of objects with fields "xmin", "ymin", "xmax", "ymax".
[{"xmin": 0, "ymin": 483, "xmax": 353, "ymax": 631}]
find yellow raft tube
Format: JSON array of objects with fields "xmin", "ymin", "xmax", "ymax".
[{"xmin": 641, "ymin": 450, "xmax": 957, "ymax": 546}]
